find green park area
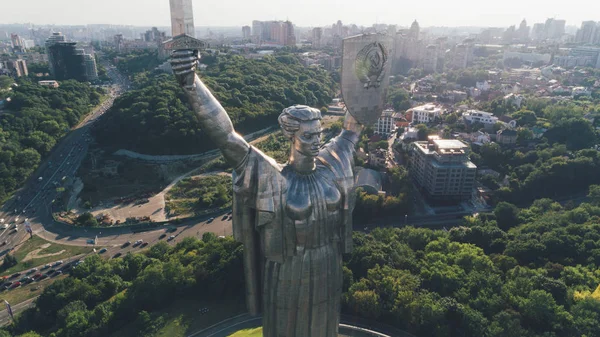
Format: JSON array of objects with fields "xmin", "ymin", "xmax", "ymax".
[
  {"xmin": 165, "ymin": 174, "xmax": 232, "ymax": 217},
  {"xmin": 0, "ymin": 236, "xmax": 94, "ymax": 276}
]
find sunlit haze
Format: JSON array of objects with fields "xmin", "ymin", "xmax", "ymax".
[{"xmin": 3, "ymin": 0, "xmax": 599, "ymax": 27}]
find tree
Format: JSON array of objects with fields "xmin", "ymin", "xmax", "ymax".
[
  {"xmin": 2, "ymin": 253, "xmax": 17, "ymax": 270},
  {"xmin": 0, "ymin": 76, "xmax": 13, "ymax": 89},
  {"xmin": 494, "ymin": 202, "xmax": 520, "ymax": 230},
  {"xmin": 588, "ymin": 184, "xmax": 600, "ymax": 205},
  {"xmin": 75, "ymin": 213, "xmax": 98, "ymax": 227}
]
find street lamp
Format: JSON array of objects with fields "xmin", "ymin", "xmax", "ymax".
[{"xmin": 404, "ymin": 214, "xmax": 408, "ymax": 225}]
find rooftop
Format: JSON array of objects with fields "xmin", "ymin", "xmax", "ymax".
[{"xmin": 433, "ymin": 139, "xmax": 469, "ymax": 150}]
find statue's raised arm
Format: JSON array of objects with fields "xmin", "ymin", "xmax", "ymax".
[{"xmin": 170, "ymin": 50, "xmax": 249, "ymax": 170}]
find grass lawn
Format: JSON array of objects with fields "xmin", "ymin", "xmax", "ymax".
[
  {"xmin": 0, "ymin": 235, "xmax": 95, "ymax": 276},
  {"xmin": 110, "ymin": 297, "xmax": 246, "ymax": 337},
  {"xmin": 228, "ymin": 327, "xmax": 262, "ymax": 337},
  {"xmin": 0, "ymin": 274, "xmax": 67, "ymax": 308}
]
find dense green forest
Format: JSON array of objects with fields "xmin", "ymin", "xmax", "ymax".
[
  {"xmin": 468, "ymin": 100, "xmax": 600, "ymax": 205},
  {"xmin": 4, "ymin": 196, "xmax": 600, "ymax": 337},
  {"xmin": 342, "ymin": 195, "xmax": 600, "ymax": 337},
  {"xmin": 93, "ymin": 52, "xmax": 336, "ymax": 155},
  {"xmin": 0, "ymin": 79, "xmax": 102, "ymax": 200},
  {"xmin": 2, "ymin": 235, "xmax": 243, "ymax": 337}
]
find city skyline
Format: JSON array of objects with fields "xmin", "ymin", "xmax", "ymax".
[{"xmin": 3, "ymin": 0, "xmax": 599, "ymax": 29}]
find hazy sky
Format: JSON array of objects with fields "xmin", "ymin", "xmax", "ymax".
[{"xmin": 5, "ymin": 0, "xmax": 599, "ymax": 28}]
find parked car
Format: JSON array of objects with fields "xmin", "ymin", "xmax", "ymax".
[
  {"xmin": 9, "ymin": 281, "xmax": 21, "ymax": 289},
  {"xmin": 133, "ymin": 240, "xmax": 143, "ymax": 247},
  {"xmin": 140, "ymin": 242, "xmax": 148, "ymax": 248},
  {"xmin": 86, "ymin": 239, "xmax": 95, "ymax": 244},
  {"xmin": 159, "ymin": 233, "xmax": 167, "ymax": 240},
  {"xmin": 38, "ymin": 274, "xmax": 49, "ymax": 281},
  {"xmin": 53, "ymin": 260, "xmax": 63, "ymax": 266},
  {"xmin": 167, "ymin": 227, "xmax": 177, "ymax": 233},
  {"xmin": 9, "ymin": 272, "xmax": 21, "ymax": 279},
  {"xmin": 207, "ymin": 217, "xmax": 215, "ymax": 223},
  {"xmin": 112, "ymin": 252, "xmax": 122, "ymax": 259},
  {"xmin": 42, "ymin": 264, "xmax": 51, "ymax": 270},
  {"xmin": 122, "ymin": 241, "xmax": 131, "ymax": 248},
  {"xmin": 32, "ymin": 273, "xmax": 42, "ymax": 280},
  {"xmin": 167, "ymin": 235, "xmax": 176, "ymax": 242},
  {"xmin": 98, "ymin": 248, "xmax": 107, "ymax": 254},
  {"xmin": 27, "ymin": 268, "xmax": 38, "ymax": 274}
]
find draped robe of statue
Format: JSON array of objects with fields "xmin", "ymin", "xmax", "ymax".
[{"xmin": 231, "ymin": 129, "xmax": 358, "ymax": 337}]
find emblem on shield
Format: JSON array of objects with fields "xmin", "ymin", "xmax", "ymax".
[
  {"xmin": 355, "ymin": 42, "xmax": 388, "ymax": 89},
  {"xmin": 341, "ymin": 34, "xmax": 393, "ymax": 126}
]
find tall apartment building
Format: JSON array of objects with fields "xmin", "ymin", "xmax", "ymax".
[
  {"xmin": 242, "ymin": 26, "xmax": 251, "ymax": 39},
  {"xmin": 375, "ymin": 109, "xmax": 396, "ymax": 136},
  {"xmin": 251, "ymin": 20, "xmax": 296, "ymax": 46},
  {"xmin": 575, "ymin": 21, "xmax": 599, "ymax": 44},
  {"xmin": 45, "ymin": 32, "xmax": 66, "ymax": 77},
  {"xmin": 452, "ymin": 42, "xmax": 473, "ymax": 69},
  {"xmin": 410, "ymin": 137, "xmax": 477, "ymax": 202},
  {"xmin": 83, "ymin": 54, "xmax": 98, "ymax": 81},
  {"xmin": 312, "ymin": 27, "xmax": 323, "ymax": 49},
  {"xmin": 47, "ymin": 42, "xmax": 87, "ymax": 81},
  {"xmin": 2, "ymin": 59, "xmax": 28, "ymax": 77},
  {"xmin": 423, "ymin": 45, "xmax": 438, "ymax": 73},
  {"xmin": 544, "ymin": 18, "xmax": 565, "ymax": 40},
  {"xmin": 46, "ymin": 33, "xmax": 97, "ymax": 81}
]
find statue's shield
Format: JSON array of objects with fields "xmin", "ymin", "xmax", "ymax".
[{"xmin": 341, "ymin": 34, "xmax": 393, "ymax": 125}]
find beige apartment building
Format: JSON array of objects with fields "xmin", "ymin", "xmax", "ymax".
[{"xmin": 410, "ymin": 136, "xmax": 477, "ymax": 203}]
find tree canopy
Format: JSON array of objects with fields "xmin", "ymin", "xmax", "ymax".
[{"xmin": 0, "ymin": 78, "xmax": 102, "ymax": 200}]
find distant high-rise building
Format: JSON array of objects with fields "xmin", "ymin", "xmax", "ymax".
[
  {"xmin": 531, "ymin": 23, "xmax": 545, "ymax": 40},
  {"xmin": 252, "ymin": 20, "xmax": 263, "ymax": 43},
  {"xmin": 143, "ymin": 27, "xmax": 166, "ymax": 43},
  {"xmin": 5, "ymin": 59, "xmax": 28, "ymax": 77},
  {"xmin": 544, "ymin": 18, "xmax": 566, "ymax": 40},
  {"xmin": 114, "ymin": 34, "xmax": 124, "ymax": 53},
  {"xmin": 312, "ymin": 27, "xmax": 323, "ymax": 48},
  {"xmin": 45, "ymin": 32, "xmax": 67, "ymax": 77},
  {"xmin": 423, "ymin": 45, "xmax": 438, "ymax": 73},
  {"xmin": 250, "ymin": 20, "xmax": 296, "ymax": 46},
  {"xmin": 47, "ymin": 42, "xmax": 87, "ymax": 81},
  {"xmin": 517, "ymin": 19, "xmax": 530, "ymax": 41},
  {"xmin": 452, "ymin": 43, "xmax": 472, "ymax": 69},
  {"xmin": 409, "ymin": 20, "xmax": 420, "ymax": 40},
  {"xmin": 242, "ymin": 26, "xmax": 251, "ymax": 39},
  {"xmin": 10, "ymin": 34, "xmax": 24, "ymax": 52},
  {"xmin": 576, "ymin": 21, "xmax": 599, "ymax": 44},
  {"xmin": 169, "ymin": 0, "xmax": 195, "ymax": 37},
  {"xmin": 83, "ymin": 54, "xmax": 98, "ymax": 81}
]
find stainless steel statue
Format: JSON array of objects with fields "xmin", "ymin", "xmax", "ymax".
[{"xmin": 170, "ymin": 34, "xmax": 392, "ymax": 337}]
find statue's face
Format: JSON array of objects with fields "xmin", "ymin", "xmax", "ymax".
[{"xmin": 293, "ymin": 119, "xmax": 322, "ymax": 158}]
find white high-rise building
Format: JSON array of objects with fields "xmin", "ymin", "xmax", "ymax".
[{"xmin": 170, "ymin": 0, "xmax": 195, "ymax": 37}]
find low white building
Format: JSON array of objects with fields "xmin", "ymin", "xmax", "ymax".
[
  {"xmin": 572, "ymin": 86, "xmax": 591, "ymax": 97},
  {"xmin": 409, "ymin": 103, "xmax": 446, "ymax": 124},
  {"xmin": 463, "ymin": 110, "xmax": 498, "ymax": 126},
  {"xmin": 504, "ymin": 93, "xmax": 524, "ymax": 108},
  {"xmin": 476, "ymin": 81, "xmax": 491, "ymax": 91}
]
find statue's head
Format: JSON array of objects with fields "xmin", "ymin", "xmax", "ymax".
[{"xmin": 278, "ymin": 105, "xmax": 323, "ymax": 158}]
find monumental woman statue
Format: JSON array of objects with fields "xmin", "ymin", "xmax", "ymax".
[{"xmin": 170, "ymin": 35, "xmax": 390, "ymax": 337}]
